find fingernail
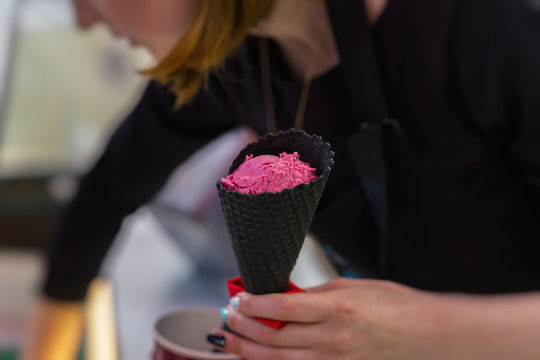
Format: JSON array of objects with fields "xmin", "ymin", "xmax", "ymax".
[
  {"xmin": 220, "ymin": 307, "xmax": 229, "ymax": 322},
  {"xmin": 229, "ymin": 296, "xmax": 240, "ymax": 310},
  {"xmin": 207, "ymin": 333, "xmax": 226, "ymax": 347}
]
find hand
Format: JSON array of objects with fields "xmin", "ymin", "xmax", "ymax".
[{"xmin": 208, "ymin": 277, "xmax": 437, "ymax": 360}]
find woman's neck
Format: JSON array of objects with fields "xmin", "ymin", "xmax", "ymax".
[{"xmin": 249, "ymin": 0, "xmax": 388, "ymax": 79}]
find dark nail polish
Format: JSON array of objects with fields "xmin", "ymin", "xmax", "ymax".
[{"xmin": 207, "ymin": 333, "xmax": 226, "ymax": 347}]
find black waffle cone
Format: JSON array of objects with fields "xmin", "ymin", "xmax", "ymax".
[{"xmin": 217, "ymin": 129, "xmax": 334, "ymax": 294}]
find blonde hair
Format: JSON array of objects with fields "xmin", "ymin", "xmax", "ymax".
[{"xmin": 145, "ymin": 0, "xmax": 275, "ymax": 105}]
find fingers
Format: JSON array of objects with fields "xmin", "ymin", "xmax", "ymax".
[
  {"xmin": 207, "ymin": 329, "xmax": 314, "ymax": 360},
  {"xmin": 224, "ymin": 305, "xmax": 323, "ymax": 348},
  {"xmin": 228, "ymin": 278, "xmax": 359, "ymax": 323},
  {"xmin": 231, "ymin": 291, "xmax": 330, "ymax": 323}
]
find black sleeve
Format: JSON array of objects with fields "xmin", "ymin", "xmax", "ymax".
[
  {"xmin": 43, "ymin": 79, "xmax": 242, "ymax": 300},
  {"xmin": 454, "ymin": 0, "xmax": 540, "ymax": 192}
]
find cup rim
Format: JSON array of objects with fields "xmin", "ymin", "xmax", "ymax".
[{"xmin": 153, "ymin": 307, "xmax": 240, "ymax": 360}]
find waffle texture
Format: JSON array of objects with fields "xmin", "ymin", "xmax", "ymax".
[{"xmin": 217, "ymin": 129, "xmax": 334, "ymax": 294}]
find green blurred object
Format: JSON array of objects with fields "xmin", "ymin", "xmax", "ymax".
[
  {"xmin": 0, "ymin": 350, "xmax": 84, "ymax": 360},
  {"xmin": 0, "ymin": 351, "xmax": 17, "ymax": 360},
  {"xmin": 0, "ymin": 348, "xmax": 85, "ymax": 359}
]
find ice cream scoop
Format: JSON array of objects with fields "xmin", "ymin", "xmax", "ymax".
[{"xmin": 220, "ymin": 152, "xmax": 317, "ymax": 194}]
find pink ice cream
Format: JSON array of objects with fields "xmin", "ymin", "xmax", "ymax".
[{"xmin": 221, "ymin": 152, "xmax": 317, "ymax": 194}]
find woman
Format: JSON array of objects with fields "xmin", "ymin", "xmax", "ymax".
[{"xmin": 25, "ymin": 0, "xmax": 540, "ymax": 359}]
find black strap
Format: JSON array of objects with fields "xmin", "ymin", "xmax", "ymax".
[{"xmin": 326, "ymin": 0, "xmax": 390, "ymax": 274}]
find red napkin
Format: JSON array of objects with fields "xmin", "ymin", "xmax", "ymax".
[{"xmin": 226, "ymin": 276, "xmax": 305, "ymax": 330}]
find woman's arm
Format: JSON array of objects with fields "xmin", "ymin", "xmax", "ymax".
[
  {"xmin": 30, "ymin": 78, "xmax": 242, "ymax": 357},
  {"xmin": 210, "ymin": 278, "xmax": 540, "ymax": 360},
  {"xmin": 430, "ymin": 287, "xmax": 540, "ymax": 359},
  {"xmin": 44, "ymin": 79, "xmax": 241, "ymax": 301}
]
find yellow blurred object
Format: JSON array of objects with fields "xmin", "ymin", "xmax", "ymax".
[
  {"xmin": 18, "ymin": 297, "xmax": 83, "ymax": 360},
  {"xmin": 85, "ymin": 277, "xmax": 119, "ymax": 360}
]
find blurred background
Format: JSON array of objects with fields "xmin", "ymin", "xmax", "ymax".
[
  {"xmin": 0, "ymin": 1, "xmax": 336, "ymax": 359},
  {"xmin": 0, "ymin": 0, "xmax": 152, "ymax": 358}
]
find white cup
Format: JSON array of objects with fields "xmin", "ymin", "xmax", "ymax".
[{"xmin": 153, "ymin": 308, "xmax": 240, "ymax": 360}]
